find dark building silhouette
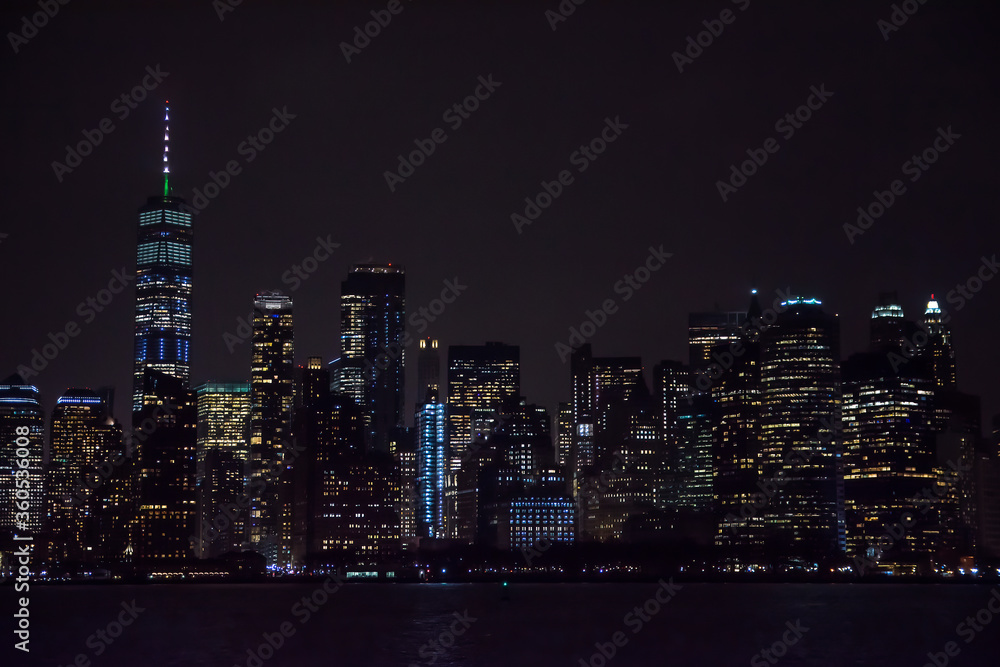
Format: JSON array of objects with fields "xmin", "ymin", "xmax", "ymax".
[{"xmin": 133, "ymin": 370, "xmax": 197, "ymax": 564}]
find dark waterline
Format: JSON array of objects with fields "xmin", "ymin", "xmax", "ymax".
[{"xmin": 6, "ymin": 583, "xmax": 1000, "ymax": 666}]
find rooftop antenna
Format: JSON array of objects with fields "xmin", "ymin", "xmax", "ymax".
[{"xmin": 163, "ymin": 101, "xmax": 170, "ymax": 197}]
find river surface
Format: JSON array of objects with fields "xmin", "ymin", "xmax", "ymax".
[{"xmin": 5, "ymin": 583, "xmax": 1000, "ymax": 666}]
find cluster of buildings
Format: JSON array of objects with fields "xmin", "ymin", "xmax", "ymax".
[{"xmin": 2, "ymin": 109, "xmax": 998, "ymax": 579}]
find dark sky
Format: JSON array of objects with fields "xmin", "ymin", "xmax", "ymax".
[{"xmin": 2, "ymin": 0, "xmax": 998, "ymax": 429}]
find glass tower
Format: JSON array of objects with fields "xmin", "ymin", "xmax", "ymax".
[
  {"xmin": 0, "ymin": 378, "xmax": 45, "ymax": 536},
  {"xmin": 416, "ymin": 389, "xmax": 448, "ymax": 538},
  {"xmin": 340, "ymin": 264, "xmax": 406, "ymax": 453},
  {"xmin": 759, "ymin": 297, "xmax": 844, "ymax": 563},
  {"xmin": 132, "ymin": 103, "xmax": 192, "ymax": 413},
  {"xmin": 249, "ymin": 292, "xmax": 295, "ymax": 568}
]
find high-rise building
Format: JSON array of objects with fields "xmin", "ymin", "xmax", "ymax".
[
  {"xmin": 47, "ymin": 389, "xmax": 124, "ymax": 563},
  {"xmin": 571, "ymin": 346, "xmax": 644, "ymax": 474},
  {"xmin": 653, "ymin": 360, "xmax": 690, "ymax": 451},
  {"xmin": 417, "ymin": 338, "xmax": 442, "ymax": 405},
  {"xmin": 556, "ymin": 402, "xmax": 573, "ymax": 468},
  {"xmin": 842, "ymin": 351, "xmax": 937, "ymax": 571},
  {"xmin": 759, "ymin": 296, "xmax": 844, "ymax": 563},
  {"xmin": 922, "ymin": 295, "xmax": 956, "ymax": 390},
  {"xmin": 416, "ymin": 388, "xmax": 448, "ymax": 538},
  {"xmin": 340, "ymin": 264, "xmax": 406, "ymax": 453},
  {"xmin": 688, "ymin": 310, "xmax": 746, "ymax": 386},
  {"xmin": 249, "ymin": 292, "xmax": 295, "ymax": 568},
  {"xmin": 194, "ymin": 382, "xmax": 250, "ymax": 559},
  {"xmin": 674, "ymin": 394, "xmax": 714, "ymax": 512},
  {"xmin": 133, "ymin": 370, "xmax": 197, "ymax": 564},
  {"xmin": 293, "ymin": 393, "xmax": 398, "ymax": 566},
  {"xmin": 388, "ymin": 426, "xmax": 418, "ymax": 549},
  {"xmin": 297, "ymin": 357, "xmax": 329, "ymax": 410},
  {"xmin": 132, "ymin": 103, "xmax": 193, "ymax": 413},
  {"xmin": 0, "ymin": 378, "xmax": 45, "ymax": 536},
  {"xmin": 712, "ymin": 293, "xmax": 763, "ymax": 559},
  {"xmin": 447, "ymin": 342, "xmax": 520, "ymax": 452}
]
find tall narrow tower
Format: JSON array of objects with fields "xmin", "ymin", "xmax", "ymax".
[
  {"xmin": 132, "ymin": 102, "xmax": 193, "ymax": 414},
  {"xmin": 249, "ymin": 292, "xmax": 295, "ymax": 568},
  {"xmin": 340, "ymin": 264, "xmax": 406, "ymax": 453}
]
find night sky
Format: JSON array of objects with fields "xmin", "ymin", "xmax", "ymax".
[{"xmin": 2, "ymin": 0, "xmax": 997, "ymax": 428}]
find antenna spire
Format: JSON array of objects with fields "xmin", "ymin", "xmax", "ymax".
[{"xmin": 163, "ymin": 101, "xmax": 170, "ymax": 197}]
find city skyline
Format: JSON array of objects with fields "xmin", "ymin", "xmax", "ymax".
[{"xmin": 3, "ymin": 3, "xmax": 1000, "ymax": 665}]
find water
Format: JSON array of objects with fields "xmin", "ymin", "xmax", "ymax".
[{"xmin": 5, "ymin": 583, "xmax": 999, "ymax": 666}]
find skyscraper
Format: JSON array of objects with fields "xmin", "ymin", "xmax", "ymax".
[
  {"xmin": 132, "ymin": 103, "xmax": 193, "ymax": 413},
  {"xmin": 133, "ymin": 370, "xmax": 197, "ymax": 564},
  {"xmin": 556, "ymin": 402, "xmax": 573, "ymax": 468},
  {"xmin": 293, "ymin": 392, "xmax": 398, "ymax": 566},
  {"xmin": 416, "ymin": 388, "xmax": 448, "ymax": 538},
  {"xmin": 0, "ymin": 378, "xmax": 45, "ymax": 536},
  {"xmin": 842, "ymin": 350, "xmax": 937, "ymax": 571},
  {"xmin": 712, "ymin": 293, "xmax": 763, "ymax": 560},
  {"xmin": 447, "ymin": 342, "xmax": 520, "ymax": 452},
  {"xmin": 249, "ymin": 292, "xmax": 295, "ymax": 568},
  {"xmin": 922, "ymin": 295, "xmax": 956, "ymax": 389},
  {"xmin": 47, "ymin": 389, "xmax": 123, "ymax": 564},
  {"xmin": 297, "ymin": 356, "xmax": 329, "ymax": 410},
  {"xmin": 194, "ymin": 382, "xmax": 250, "ymax": 559},
  {"xmin": 340, "ymin": 264, "xmax": 406, "ymax": 453},
  {"xmin": 759, "ymin": 297, "xmax": 844, "ymax": 563},
  {"xmin": 688, "ymin": 310, "xmax": 746, "ymax": 388}
]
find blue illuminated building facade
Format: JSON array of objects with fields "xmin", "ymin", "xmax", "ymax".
[
  {"xmin": 416, "ymin": 389, "xmax": 447, "ymax": 538},
  {"xmin": 132, "ymin": 103, "xmax": 193, "ymax": 413}
]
